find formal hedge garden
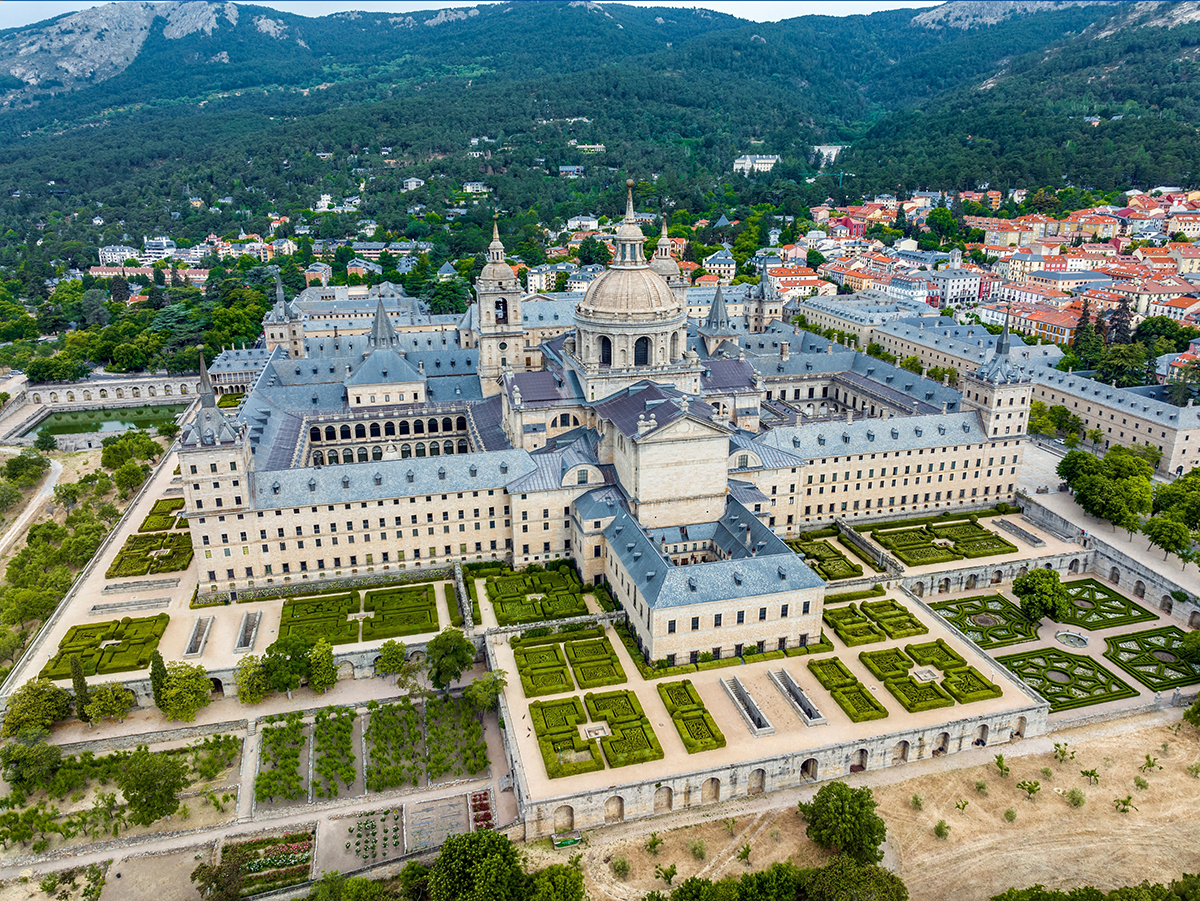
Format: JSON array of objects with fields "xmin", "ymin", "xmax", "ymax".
[
  {"xmin": 868, "ymin": 517, "xmax": 1018, "ymax": 568},
  {"xmin": 906, "ymin": 639, "xmax": 968, "ymax": 672},
  {"xmin": 361, "ymin": 584, "xmax": 439, "ymax": 640},
  {"xmin": 997, "ymin": 648, "xmax": 1139, "ymax": 711},
  {"xmin": 584, "ymin": 690, "xmax": 665, "ymax": 768},
  {"xmin": 786, "ymin": 537, "xmax": 863, "ymax": 581},
  {"xmin": 657, "ymin": 680, "xmax": 727, "ymax": 753},
  {"xmin": 529, "ymin": 696, "xmax": 604, "ymax": 779},
  {"xmin": 362, "ymin": 696, "xmax": 489, "ymax": 791},
  {"xmin": 1060, "ymin": 579, "xmax": 1157, "ymax": 630},
  {"xmin": 859, "ymin": 648, "xmax": 913, "ymax": 682},
  {"xmin": 515, "ymin": 643, "xmax": 576, "ymax": 697},
  {"xmin": 40, "ymin": 613, "xmax": 170, "ymax": 679},
  {"xmin": 930, "ymin": 594, "xmax": 1041, "ymax": 649},
  {"xmin": 104, "ymin": 532, "xmax": 194, "ymax": 578},
  {"xmin": 805, "ymin": 655, "xmax": 889, "ymax": 722},
  {"xmin": 856, "ymin": 640, "xmax": 1002, "ymax": 710},
  {"xmin": 884, "ymin": 675, "xmax": 954, "ymax": 713},
  {"xmin": 563, "ymin": 636, "xmax": 628, "ymax": 689},
  {"xmin": 138, "ymin": 497, "xmax": 187, "ymax": 532},
  {"xmin": 824, "ymin": 585, "xmax": 887, "ymax": 605},
  {"xmin": 1103, "ymin": 626, "xmax": 1200, "ymax": 691},
  {"xmin": 942, "ymin": 665, "xmax": 1005, "ymax": 704},
  {"xmin": 484, "ymin": 566, "xmax": 588, "ymax": 626},
  {"xmin": 861, "ymin": 599, "xmax": 929, "ymax": 639},
  {"xmin": 822, "ymin": 604, "xmax": 885, "ymax": 646},
  {"xmin": 854, "ymin": 505, "xmax": 1017, "ymax": 534},
  {"xmin": 279, "ymin": 594, "xmax": 361, "ymax": 645}
]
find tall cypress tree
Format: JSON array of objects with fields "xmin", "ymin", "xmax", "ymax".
[
  {"xmin": 71, "ymin": 655, "xmax": 91, "ymax": 723},
  {"xmin": 1109, "ymin": 298, "xmax": 1135, "ymax": 346},
  {"xmin": 149, "ymin": 650, "xmax": 168, "ymax": 710}
]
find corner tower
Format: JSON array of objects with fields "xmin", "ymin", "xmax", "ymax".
[
  {"xmin": 475, "ymin": 217, "xmax": 526, "ymax": 394},
  {"xmin": 961, "ymin": 309, "xmax": 1032, "ymax": 439}
]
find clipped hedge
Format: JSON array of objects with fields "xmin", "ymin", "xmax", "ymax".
[
  {"xmin": 825, "ymin": 585, "xmax": 887, "ymax": 604},
  {"xmin": 906, "ymin": 639, "xmax": 967, "ymax": 672},
  {"xmin": 884, "ymin": 675, "xmax": 955, "ymax": 713},
  {"xmin": 861, "ymin": 598, "xmax": 929, "ymax": 640},
  {"xmin": 584, "ymin": 690, "xmax": 662, "ymax": 768},
  {"xmin": 106, "ymin": 531, "xmax": 194, "ymax": 579},
  {"xmin": 787, "ymin": 538, "xmax": 863, "ymax": 581},
  {"xmin": 783, "ymin": 632, "xmax": 835, "ymax": 657},
  {"xmin": 584, "ymin": 689, "xmax": 646, "ymax": 724},
  {"xmin": 511, "ymin": 624, "xmax": 604, "ymax": 648},
  {"xmin": 657, "ymin": 680, "xmax": 726, "ymax": 754},
  {"xmin": 942, "ymin": 665, "xmax": 1004, "ymax": 703},
  {"xmin": 613, "ymin": 622, "xmax": 698, "ymax": 680},
  {"xmin": 696, "ymin": 656, "xmax": 743, "ymax": 671},
  {"xmin": 486, "ymin": 567, "xmax": 588, "ymax": 626},
  {"xmin": 529, "ymin": 697, "xmax": 603, "ymax": 779},
  {"xmin": 831, "ymin": 683, "xmax": 889, "ymax": 722},
  {"xmin": 807, "ymin": 656, "xmax": 857, "ymax": 690},
  {"xmin": 40, "ymin": 613, "xmax": 170, "ymax": 679},
  {"xmin": 515, "ymin": 643, "xmax": 575, "ymax": 698},
  {"xmin": 279, "ymin": 593, "xmax": 361, "ymax": 644},
  {"xmin": 837, "ymin": 534, "xmax": 887, "ymax": 572},
  {"xmin": 855, "ymin": 505, "xmax": 1015, "ymax": 534},
  {"xmin": 361, "ymin": 583, "xmax": 439, "ymax": 640},
  {"xmin": 564, "ymin": 636, "xmax": 627, "ymax": 689},
  {"xmin": 823, "ymin": 604, "xmax": 885, "ymax": 647},
  {"xmin": 742, "ymin": 649, "xmax": 786, "ymax": 665},
  {"xmin": 859, "ymin": 647, "xmax": 914, "ymax": 682}
]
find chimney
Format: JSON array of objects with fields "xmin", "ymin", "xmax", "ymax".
[
  {"xmin": 942, "ymin": 401, "xmax": 948, "ymax": 414},
  {"xmin": 780, "ymin": 341, "xmax": 790, "ymax": 361},
  {"xmin": 827, "ymin": 343, "xmax": 833, "ymax": 355},
  {"xmin": 846, "ymin": 408, "xmax": 853, "ymax": 424}
]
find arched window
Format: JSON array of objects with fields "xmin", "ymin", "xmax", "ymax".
[
  {"xmin": 357, "ymin": 447, "xmax": 369, "ymax": 462},
  {"xmin": 310, "ymin": 427, "xmax": 322, "ymax": 442},
  {"xmin": 429, "ymin": 441, "xmax": 441, "ymax": 457},
  {"xmin": 428, "ymin": 418, "xmax": 439, "ymax": 434},
  {"xmin": 355, "ymin": 423, "xmax": 366, "ymax": 439},
  {"xmin": 414, "ymin": 420, "xmax": 424, "ymax": 434},
  {"xmin": 495, "ymin": 297, "xmax": 508, "ymax": 324},
  {"xmin": 370, "ymin": 422, "xmax": 381, "ymax": 438},
  {"xmin": 415, "ymin": 442, "xmax": 426, "ymax": 457},
  {"xmin": 456, "ymin": 416, "xmax": 467, "ymax": 431},
  {"xmin": 399, "ymin": 420, "xmax": 410, "ymax": 435},
  {"xmin": 313, "ymin": 451, "xmax": 324, "ymax": 465},
  {"xmin": 441, "ymin": 417, "xmax": 452, "ymax": 433},
  {"xmin": 372, "ymin": 446, "xmax": 383, "ymax": 461},
  {"xmin": 163, "ymin": 385, "xmax": 171, "ymax": 395},
  {"xmin": 340, "ymin": 425, "xmax": 352, "ymax": 440},
  {"xmin": 99, "ymin": 389, "xmax": 108, "ymax": 399},
  {"xmin": 457, "ymin": 439, "xmax": 469, "ymax": 454},
  {"xmin": 670, "ymin": 331, "xmax": 680, "ymax": 361},
  {"xmin": 635, "ymin": 336, "xmax": 650, "ymax": 366},
  {"xmin": 326, "ymin": 452, "xmax": 337, "ymax": 465},
  {"xmin": 444, "ymin": 440, "xmax": 454, "ymax": 455},
  {"xmin": 384, "ymin": 421, "xmax": 395, "ymax": 437},
  {"xmin": 401, "ymin": 444, "xmax": 412, "ymax": 458},
  {"xmin": 599, "ymin": 336, "xmax": 612, "ymax": 366},
  {"xmin": 326, "ymin": 426, "xmax": 336, "ymax": 441},
  {"xmin": 342, "ymin": 449, "xmax": 354, "ymax": 463}
]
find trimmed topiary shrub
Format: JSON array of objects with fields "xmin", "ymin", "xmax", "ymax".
[
  {"xmin": 657, "ymin": 680, "xmax": 726, "ymax": 754},
  {"xmin": 941, "ymin": 666, "xmax": 1004, "ymax": 704},
  {"xmin": 824, "ymin": 585, "xmax": 887, "ymax": 604},
  {"xmin": 883, "ymin": 675, "xmax": 954, "ymax": 713},
  {"xmin": 807, "ymin": 656, "xmax": 857, "ymax": 690}
]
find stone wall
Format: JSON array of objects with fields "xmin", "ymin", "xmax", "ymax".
[{"xmin": 902, "ymin": 549, "xmax": 1094, "ymax": 600}]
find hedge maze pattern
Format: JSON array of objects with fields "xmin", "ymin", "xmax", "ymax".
[
  {"xmin": 787, "ymin": 537, "xmax": 862, "ymax": 581},
  {"xmin": 930, "ymin": 594, "xmax": 1040, "ymax": 649},
  {"xmin": 857, "ymin": 640, "xmax": 1001, "ymax": 712},
  {"xmin": 657, "ymin": 680, "xmax": 726, "ymax": 754},
  {"xmin": 823, "ymin": 598, "xmax": 927, "ymax": 646},
  {"xmin": 529, "ymin": 697, "xmax": 604, "ymax": 779},
  {"xmin": 871, "ymin": 519, "xmax": 1017, "ymax": 568},
  {"xmin": 997, "ymin": 648, "xmax": 1139, "ymax": 711},
  {"xmin": 1059, "ymin": 579, "xmax": 1157, "ymax": 630},
  {"xmin": 138, "ymin": 497, "xmax": 187, "ymax": 533},
  {"xmin": 362, "ymin": 584, "xmax": 439, "ymax": 641},
  {"xmin": 105, "ymin": 532, "xmax": 194, "ymax": 578},
  {"xmin": 1103, "ymin": 627, "xmax": 1200, "ymax": 691},
  {"xmin": 40, "ymin": 613, "xmax": 169, "ymax": 679},
  {"xmin": 280, "ymin": 594, "xmax": 362, "ymax": 645},
  {"xmin": 585, "ymin": 690, "xmax": 664, "ymax": 769},
  {"xmin": 806, "ymin": 655, "xmax": 888, "ymax": 722},
  {"xmin": 275, "ymin": 583, "xmax": 442, "ymax": 646},
  {"xmin": 484, "ymin": 567, "xmax": 587, "ymax": 626}
]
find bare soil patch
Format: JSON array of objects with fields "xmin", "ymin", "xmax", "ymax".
[{"xmin": 99, "ymin": 848, "xmax": 210, "ymax": 901}]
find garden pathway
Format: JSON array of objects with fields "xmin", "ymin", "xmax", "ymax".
[{"xmin": 0, "ymin": 449, "xmax": 61, "ymax": 558}]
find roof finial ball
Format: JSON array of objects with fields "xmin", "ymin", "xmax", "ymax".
[{"xmin": 627, "ymin": 178, "xmax": 634, "ymax": 188}]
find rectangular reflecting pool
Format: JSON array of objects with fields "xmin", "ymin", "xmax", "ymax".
[{"xmin": 24, "ymin": 404, "xmax": 190, "ymax": 436}]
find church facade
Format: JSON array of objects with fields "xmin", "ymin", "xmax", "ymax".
[{"xmin": 181, "ymin": 185, "xmax": 1031, "ymax": 663}]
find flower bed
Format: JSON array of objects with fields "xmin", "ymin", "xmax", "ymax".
[
  {"xmin": 657, "ymin": 680, "xmax": 726, "ymax": 753},
  {"xmin": 530, "ymin": 696, "xmax": 603, "ymax": 779},
  {"xmin": 484, "ymin": 565, "xmax": 588, "ymax": 626},
  {"xmin": 254, "ymin": 712, "xmax": 307, "ymax": 804},
  {"xmin": 279, "ymin": 593, "xmax": 361, "ymax": 645},
  {"xmin": 997, "ymin": 648, "xmax": 1137, "ymax": 711},
  {"xmin": 224, "ymin": 831, "xmax": 313, "ymax": 896},
  {"xmin": 313, "ymin": 707, "xmax": 358, "ymax": 799},
  {"xmin": 929, "ymin": 594, "xmax": 1040, "ymax": 649},
  {"xmin": 822, "ymin": 604, "xmax": 885, "ymax": 646},
  {"xmin": 40, "ymin": 613, "xmax": 170, "ymax": 679},
  {"xmin": 362, "ymin": 583, "xmax": 439, "ymax": 640},
  {"xmin": 105, "ymin": 532, "xmax": 194, "ymax": 578},
  {"xmin": 364, "ymin": 699, "xmax": 424, "ymax": 791},
  {"xmin": 1103, "ymin": 626, "xmax": 1200, "ymax": 691},
  {"xmin": 470, "ymin": 790, "xmax": 494, "ymax": 831}
]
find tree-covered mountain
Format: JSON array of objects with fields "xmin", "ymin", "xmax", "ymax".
[{"xmin": 1, "ymin": 0, "xmax": 1200, "ymax": 249}]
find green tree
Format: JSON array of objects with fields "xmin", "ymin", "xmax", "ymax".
[
  {"xmin": 234, "ymin": 654, "xmax": 270, "ymax": 704},
  {"xmin": 464, "ymin": 670, "xmax": 508, "ymax": 712},
  {"xmin": 263, "ymin": 633, "xmax": 313, "ymax": 697},
  {"xmin": 1108, "ymin": 299, "xmax": 1135, "ymax": 346},
  {"xmin": 308, "ymin": 637, "xmax": 337, "ymax": 694},
  {"xmin": 191, "ymin": 844, "xmax": 250, "ymax": 901},
  {"xmin": 428, "ymin": 830, "xmax": 526, "ymax": 901},
  {"xmin": 33, "ymin": 429, "xmax": 57, "ymax": 452},
  {"xmin": 117, "ymin": 746, "xmax": 189, "ymax": 825},
  {"xmin": 83, "ymin": 683, "xmax": 135, "ymax": 724},
  {"xmin": 807, "ymin": 248, "xmax": 826, "ymax": 270},
  {"xmin": 1012, "ymin": 569, "xmax": 1071, "ymax": 622},
  {"xmin": 803, "ymin": 855, "xmax": 909, "ymax": 901},
  {"xmin": 926, "ymin": 207, "xmax": 957, "ymax": 242},
  {"xmin": 161, "ymin": 661, "xmax": 213, "ymax": 722},
  {"xmin": 2, "ymin": 678, "xmax": 71, "ymax": 738},
  {"xmin": 0, "ymin": 728, "xmax": 61, "ymax": 790},
  {"xmin": 70, "ymin": 654, "xmax": 91, "ymax": 723},
  {"xmin": 1143, "ymin": 516, "xmax": 1192, "ymax": 565},
  {"xmin": 112, "ymin": 459, "xmax": 147, "ymax": 498},
  {"xmin": 157, "ymin": 421, "xmax": 181, "ymax": 440},
  {"xmin": 576, "ymin": 237, "xmax": 611, "ymax": 266},
  {"xmin": 149, "ymin": 650, "xmax": 168, "ymax": 709},
  {"xmin": 530, "ymin": 864, "xmax": 583, "ymax": 901},
  {"xmin": 797, "ymin": 781, "xmax": 887, "ymax": 865},
  {"xmin": 426, "ymin": 628, "xmax": 475, "ymax": 693}
]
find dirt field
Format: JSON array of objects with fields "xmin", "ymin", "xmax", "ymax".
[
  {"xmin": 557, "ymin": 712, "xmax": 1200, "ymax": 901},
  {"xmin": 98, "ymin": 846, "xmax": 214, "ymax": 901}
]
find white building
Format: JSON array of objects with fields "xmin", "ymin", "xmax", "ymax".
[{"xmin": 733, "ymin": 155, "xmax": 780, "ymax": 175}]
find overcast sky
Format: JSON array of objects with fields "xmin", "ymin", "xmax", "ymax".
[{"xmin": 0, "ymin": 1, "xmax": 940, "ymax": 31}]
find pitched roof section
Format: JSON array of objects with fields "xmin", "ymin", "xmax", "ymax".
[{"xmin": 591, "ymin": 381, "xmax": 722, "ymax": 439}]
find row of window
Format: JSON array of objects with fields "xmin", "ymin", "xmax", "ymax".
[
  {"xmin": 309, "ymin": 416, "xmax": 468, "ymax": 442},
  {"xmin": 205, "ymin": 540, "xmax": 507, "ymax": 582},
  {"xmin": 799, "ymin": 484, "xmax": 1013, "ymax": 517},
  {"xmin": 667, "ymin": 603, "xmax": 812, "ymax": 633},
  {"xmin": 312, "ymin": 440, "xmax": 469, "ymax": 464},
  {"xmin": 664, "ymin": 636, "xmax": 812, "ymax": 667}
]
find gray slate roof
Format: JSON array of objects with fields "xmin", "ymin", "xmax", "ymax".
[{"xmin": 757, "ymin": 410, "xmax": 985, "ymax": 460}]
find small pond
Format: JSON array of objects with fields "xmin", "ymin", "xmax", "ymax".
[{"xmin": 24, "ymin": 404, "xmax": 189, "ymax": 437}]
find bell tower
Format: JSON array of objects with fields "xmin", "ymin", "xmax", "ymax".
[{"xmin": 475, "ymin": 217, "xmax": 526, "ymax": 395}]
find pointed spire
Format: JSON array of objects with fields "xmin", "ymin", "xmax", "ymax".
[
  {"xmin": 368, "ymin": 296, "xmax": 399, "ymax": 349},
  {"xmin": 488, "ymin": 214, "xmax": 505, "ymax": 263},
  {"xmin": 624, "ymin": 178, "xmax": 636, "ymax": 223},
  {"xmin": 198, "ymin": 345, "xmax": 215, "ymax": 408},
  {"xmin": 704, "ymin": 284, "xmax": 732, "ymax": 332},
  {"xmin": 995, "ymin": 301, "xmax": 1012, "ymax": 358},
  {"xmin": 654, "ymin": 217, "xmax": 672, "ymax": 260},
  {"xmin": 275, "ymin": 270, "xmax": 285, "ymax": 306}
]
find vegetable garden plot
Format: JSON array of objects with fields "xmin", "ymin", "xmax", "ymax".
[
  {"xmin": 997, "ymin": 648, "xmax": 1139, "ymax": 711},
  {"xmin": 254, "ymin": 712, "xmax": 309, "ymax": 807},
  {"xmin": 930, "ymin": 594, "xmax": 1040, "ymax": 649},
  {"xmin": 363, "ymin": 696, "xmax": 489, "ymax": 791},
  {"xmin": 1059, "ymin": 579, "xmax": 1157, "ymax": 630},
  {"xmin": 365, "ymin": 698, "xmax": 426, "ymax": 792},
  {"xmin": 1103, "ymin": 626, "xmax": 1200, "ymax": 691},
  {"xmin": 40, "ymin": 613, "xmax": 169, "ymax": 679},
  {"xmin": 405, "ymin": 795, "xmax": 469, "ymax": 853},
  {"xmin": 222, "ymin": 831, "xmax": 314, "ymax": 896},
  {"xmin": 313, "ymin": 707, "xmax": 362, "ymax": 800}
]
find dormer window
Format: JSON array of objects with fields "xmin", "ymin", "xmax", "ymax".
[
  {"xmin": 374, "ymin": 473, "xmax": 383, "ymax": 486},
  {"xmin": 406, "ymin": 470, "xmax": 415, "ymax": 483},
  {"xmin": 271, "ymin": 482, "xmax": 280, "ymax": 495},
  {"xmin": 308, "ymin": 479, "xmax": 317, "ymax": 492},
  {"xmin": 438, "ymin": 467, "xmax": 446, "ymax": 481},
  {"xmin": 341, "ymin": 476, "xmax": 350, "ymax": 489},
  {"xmin": 470, "ymin": 466, "xmax": 478, "ymax": 477}
]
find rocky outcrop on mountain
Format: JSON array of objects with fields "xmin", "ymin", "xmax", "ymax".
[{"xmin": 913, "ymin": 0, "xmax": 1114, "ymax": 29}]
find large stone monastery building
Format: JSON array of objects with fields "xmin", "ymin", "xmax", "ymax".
[{"xmin": 181, "ymin": 185, "xmax": 1032, "ymax": 662}]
